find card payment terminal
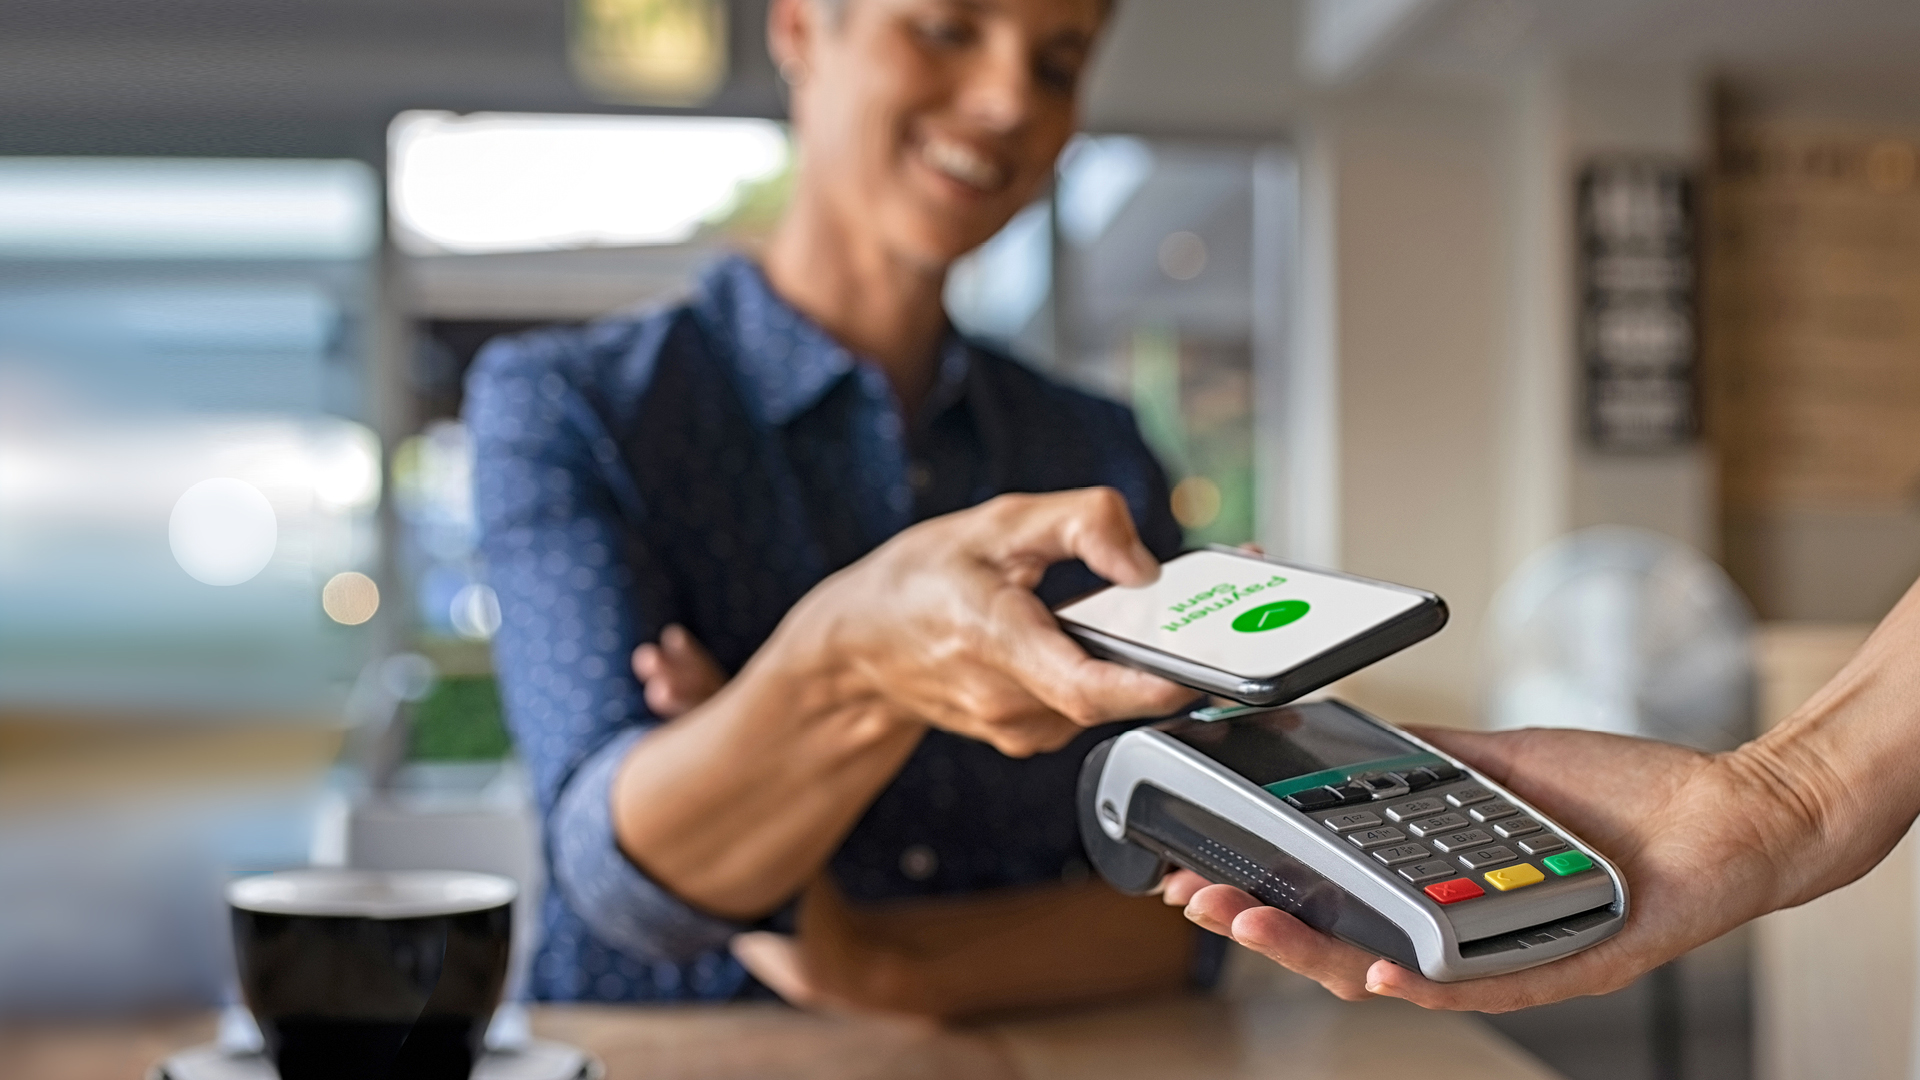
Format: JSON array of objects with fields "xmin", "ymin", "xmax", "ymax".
[{"xmin": 1078, "ymin": 700, "xmax": 1628, "ymax": 981}]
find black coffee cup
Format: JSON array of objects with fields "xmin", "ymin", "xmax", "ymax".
[{"xmin": 228, "ymin": 870, "xmax": 515, "ymax": 1080}]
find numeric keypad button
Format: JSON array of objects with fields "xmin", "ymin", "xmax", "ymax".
[
  {"xmin": 1456, "ymin": 845, "xmax": 1520, "ymax": 871},
  {"xmin": 1347, "ymin": 827, "xmax": 1408, "ymax": 851},
  {"xmin": 1493, "ymin": 817, "xmax": 1543, "ymax": 839},
  {"xmin": 1406, "ymin": 813, "xmax": 1470, "ymax": 838},
  {"xmin": 1519, "ymin": 835, "xmax": 1568, "ymax": 857},
  {"xmin": 1321, "ymin": 810, "xmax": 1383, "ymax": 834},
  {"xmin": 1429, "ymin": 829, "xmax": 1495, "ymax": 853},
  {"xmin": 1445, "ymin": 786, "xmax": 1497, "ymax": 808},
  {"xmin": 1384, "ymin": 798, "xmax": 1447, "ymax": 822},
  {"xmin": 1469, "ymin": 800, "xmax": 1520, "ymax": 823},
  {"xmin": 1398, "ymin": 859, "xmax": 1456, "ymax": 885},
  {"xmin": 1371, "ymin": 843, "xmax": 1431, "ymax": 867}
]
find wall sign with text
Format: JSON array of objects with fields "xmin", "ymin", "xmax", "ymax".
[{"xmin": 1577, "ymin": 161, "xmax": 1698, "ymax": 450}]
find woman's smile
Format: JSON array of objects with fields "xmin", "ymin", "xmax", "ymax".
[{"xmin": 913, "ymin": 132, "xmax": 1013, "ymax": 199}]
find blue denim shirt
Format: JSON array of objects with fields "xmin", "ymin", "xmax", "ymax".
[{"xmin": 465, "ymin": 255, "xmax": 1206, "ymax": 1002}]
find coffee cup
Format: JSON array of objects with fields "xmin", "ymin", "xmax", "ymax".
[{"xmin": 227, "ymin": 869, "xmax": 515, "ymax": 1080}]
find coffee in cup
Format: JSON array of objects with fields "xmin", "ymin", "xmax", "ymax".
[{"xmin": 228, "ymin": 869, "xmax": 515, "ymax": 1080}]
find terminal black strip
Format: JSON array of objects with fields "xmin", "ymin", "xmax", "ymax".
[{"xmin": 1123, "ymin": 783, "xmax": 1420, "ymax": 970}]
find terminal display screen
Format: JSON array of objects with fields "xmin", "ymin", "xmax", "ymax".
[{"xmin": 1164, "ymin": 704, "xmax": 1423, "ymax": 787}]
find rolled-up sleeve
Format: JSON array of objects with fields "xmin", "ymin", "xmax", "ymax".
[
  {"xmin": 466, "ymin": 331, "xmax": 739, "ymax": 965},
  {"xmin": 548, "ymin": 729, "xmax": 750, "ymax": 961}
]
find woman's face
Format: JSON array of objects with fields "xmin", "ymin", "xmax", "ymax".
[{"xmin": 776, "ymin": 0, "xmax": 1105, "ymax": 268}]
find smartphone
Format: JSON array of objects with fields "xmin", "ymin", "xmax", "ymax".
[{"xmin": 1054, "ymin": 548, "xmax": 1447, "ymax": 706}]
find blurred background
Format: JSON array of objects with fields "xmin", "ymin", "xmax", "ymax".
[{"xmin": 3, "ymin": 1, "xmax": 1919, "ymax": 1078}]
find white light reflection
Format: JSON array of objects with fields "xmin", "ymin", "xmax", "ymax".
[
  {"xmin": 310, "ymin": 425, "xmax": 383, "ymax": 511},
  {"xmin": 450, "ymin": 583, "xmax": 503, "ymax": 641},
  {"xmin": 169, "ymin": 478, "xmax": 278, "ymax": 586}
]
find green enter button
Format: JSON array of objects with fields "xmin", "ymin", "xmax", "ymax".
[{"xmin": 1542, "ymin": 851, "xmax": 1594, "ymax": 876}]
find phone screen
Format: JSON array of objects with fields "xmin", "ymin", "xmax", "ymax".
[{"xmin": 1054, "ymin": 550, "xmax": 1424, "ymax": 679}]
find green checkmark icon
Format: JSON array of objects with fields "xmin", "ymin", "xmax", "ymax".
[{"xmin": 1231, "ymin": 599, "xmax": 1310, "ymax": 633}]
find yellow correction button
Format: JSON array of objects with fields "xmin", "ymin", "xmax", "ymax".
[{"xmin": 1483, "ymin": 864, "xmax": 1545, "ymax": 892}]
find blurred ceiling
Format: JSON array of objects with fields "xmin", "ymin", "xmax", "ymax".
[
  {"xmin": 1389, "ymin": 0, "xmax": 1920, "ymax": 109},
  {"xmin": 4, "ymin": 0, "xmax": 1920, "ymax": 158},
  {"xmin": 0, "ymin": 0, "xmax": 781, "ymax": 156}
]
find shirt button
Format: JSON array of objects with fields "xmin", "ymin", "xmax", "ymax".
[
  {"xmin": 908, "ymin": 461, "xmax": 934, "ymax": 493},
  {"xmin": 899, "ymin": 844, "xmax": 939, "ymax": 881}
]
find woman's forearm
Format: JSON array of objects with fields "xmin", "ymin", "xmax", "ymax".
[
  {"xmin": 1736, "ymin": 576, "xmax": 1920, "ymax": 910},
  {"xmin": 610, "ymin": 626, "xmax": 925, "ymax": 920}
]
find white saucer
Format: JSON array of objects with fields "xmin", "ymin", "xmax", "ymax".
[{"xmin": 149, "ymin": 1040, "xmax": 604, "ymax": 1080}]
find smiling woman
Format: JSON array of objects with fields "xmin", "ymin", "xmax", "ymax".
[
  {"xmin": 467, "ymin": 0, "xmax": 1210, "ymax": 1016},
  {"xmin": 759, "ymin": 0, "xmax": 1104, "ymax": 400}
]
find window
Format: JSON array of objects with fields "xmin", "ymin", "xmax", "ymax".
[
  {"xmin": 950, "ymin": 137, "xmax": 1297, "ymax": 548},
  {"xmin": 0, "ymin": 158, "xmax": 383, "ymax": 714}
]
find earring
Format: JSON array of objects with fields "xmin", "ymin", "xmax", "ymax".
[{"xmin": 779, "ymin": 58, "xmax": 807, "ymax": 85}]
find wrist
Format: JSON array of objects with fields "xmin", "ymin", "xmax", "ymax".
[
  {"xmin": 1717, "ymin": 739, "xmax": 1847, "ymax": 912},
  {"xmin": 1729, "ymin": 676, "xmax": 1919, "ymax": 911}
]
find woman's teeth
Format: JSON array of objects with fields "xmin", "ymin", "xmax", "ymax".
[{"xmin": 922, "ymin": 140, "xmax": 1006, "ymax": 192}]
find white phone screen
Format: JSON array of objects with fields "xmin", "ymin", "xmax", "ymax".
[{"xmin": 1055, "ymin": 550, "xmax": 1423, "ymax": 679}]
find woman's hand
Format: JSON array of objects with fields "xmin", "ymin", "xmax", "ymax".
[
  {"xmin": 632, "ymin": 624, "xmax": 728, "ymax": 718},
  {"xmin": 764, "ymin": 487, "xmax": 1196, "ymax": 757},
  {"xmin": 730, "ymin": 875, "xmax": 928, "ymax": 1018},
  {"xmin": 1163, "ymin": 725, "xmax": 1857, "ymax": 1012}
]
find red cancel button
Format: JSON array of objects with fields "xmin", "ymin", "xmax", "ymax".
[{"xmin": 1424, "ymin": 878, "xmax": 1486, "ymax": 904}]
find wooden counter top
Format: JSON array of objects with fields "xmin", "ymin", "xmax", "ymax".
[{"xmin": 4, "ymin": 968, "xmax": 1562, "ymax": 1080}]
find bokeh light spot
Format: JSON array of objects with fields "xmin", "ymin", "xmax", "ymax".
[
  {"xmin": 1171, "ymin": 475, "xmax": 1222, "ymax": 529},
  {"xmin": 169, "ymin": 478, "xmax": 277, "ymax": 586},
  {"xmin": 450, "ymin": 582, "xmax": 503, "ymax": 640},
  {"xmin": 322, "ymin": 571, "xmax": 380, "ymax": 625},
  {"xmin": 1158, "ymin": 230, "xmax": 1208, "ymax": 281}
]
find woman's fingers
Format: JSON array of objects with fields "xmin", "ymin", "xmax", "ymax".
[
  {"xmin": 730, "ymin": 932, "xmax": 818, "ymax": 1007},
  {"xmin": 633, "ymin": 624, "xmax": 729, "ymax": 718},
  {"xmin": 1158, "ymin": 870, "xmax": 1211, "ymax": 906},
  {"xmin": 979, "ymin": 488, "xmax": 1160, "ymax": 589},
  {"xmin": 985, "ymin": 588, "xmax": 1195, "ymax": 726},
  {"xmin": 1184, "ymin": 885, "xmax": 1380, "ymax": 1001}
]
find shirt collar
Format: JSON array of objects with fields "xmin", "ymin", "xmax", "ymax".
[
  {"xmin": 921, "ymin": 336, "xmax": 973, "ymax": 430},
  {"xmin": 696, "ymin": 254, "xmax": 973, "ymax": 429}
]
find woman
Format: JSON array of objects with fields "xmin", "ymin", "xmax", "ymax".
[{"xmin": 467, "ymin": 0, "xmax": 1212, "ymax": 1015}]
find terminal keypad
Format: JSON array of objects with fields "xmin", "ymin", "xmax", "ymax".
[{"xmin": 1302, "ymin": 768, "xmax": 1597, "ymax": 909}]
